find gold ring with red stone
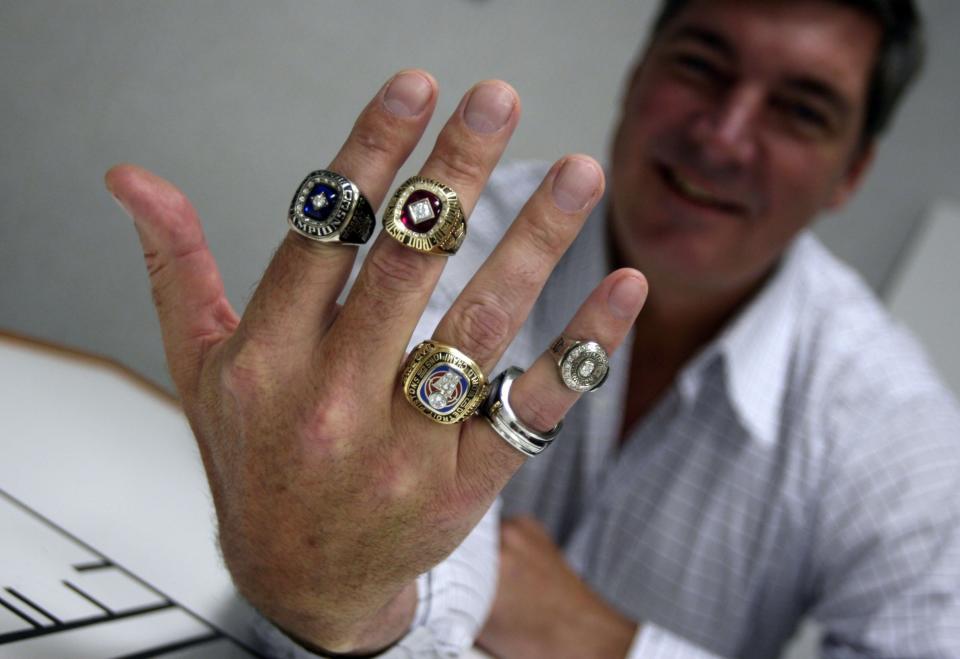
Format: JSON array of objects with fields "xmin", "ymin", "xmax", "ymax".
[{"xmin": 382, "ymin": 176, "xmax": 466, "ymax": 255}]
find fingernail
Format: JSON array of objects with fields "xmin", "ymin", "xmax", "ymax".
[
  {"xmin": 608, "ymin": 276, "xmax": 646, "ymax": 320},
  {"xmin": 552, "ymin": 158, "xmax": 601, "ymax": 212},
  {"xmin": 463, "ymin": 82, "xmax": 516, "ymax": 134},
  {"xmin": 383, "ymin": 71, "xmax": 433, "ymax": 117}
]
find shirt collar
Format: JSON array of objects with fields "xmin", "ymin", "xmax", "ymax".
[{"xmin": 677, "ymin": 234, "xmax": 811, "ymax": 446}]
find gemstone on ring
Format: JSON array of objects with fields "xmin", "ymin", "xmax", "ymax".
[
  {"xmin": 288, "ymin": 170, "xmax": 375, "ymax": 244},
  {"xmin": 303, "ymin": 183, "xmax": 337, "ymax": 222},
  {"xmin": 383, "ymin": 176, "xmax": 466, "ymax": 255},
  {"xmin": 402, "ymin": 191, "xmax": 443, "ymax": 232},
  {"xmin": 552, "ymin": 338, "xmax": 609, "ymax": 393}
]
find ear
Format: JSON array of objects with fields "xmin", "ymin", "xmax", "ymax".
[{"xmin": 826, "ymin": 141, "xmax": 876, "ymax": 210}]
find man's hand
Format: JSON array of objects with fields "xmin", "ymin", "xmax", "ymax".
[
  {"xmin": 477, "ymin": 517, "xmax": 637, "ymax": 659},
  {"xmin": 104, "ymin": 69, "xmax": 647, "ymax": 653}
]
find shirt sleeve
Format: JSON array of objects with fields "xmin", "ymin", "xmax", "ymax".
[
  {"xmin": 250, "ymin": 499, "xmax": 500, "ymax": 658},
  {"xmin": 627, "ymin": 624, "xmax": 731, "ymax": 659}
]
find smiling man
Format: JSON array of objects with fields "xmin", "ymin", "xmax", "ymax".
[{"xmin": 107, "ymin": 0, "xmax": 960, "ymax": 657}]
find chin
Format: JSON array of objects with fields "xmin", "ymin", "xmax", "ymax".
[{"xmin": 615, "ymin": 213, "xmax": 742, "ymax": 292}]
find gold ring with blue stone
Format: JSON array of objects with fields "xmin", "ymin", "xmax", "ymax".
[
  {"xmin": 383, "ymin": 176, "xmax": 466, "ymax": 255},
  {"xmin": 288, "ymin": 169, "xmax": 375, "ymax": 244},
  {"xmin": 401, "ymin": 340, "xmax": 488, "ymax": 424}
]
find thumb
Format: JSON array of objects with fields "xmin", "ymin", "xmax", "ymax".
[{"xmin": 105, "ymin": 163, "xmax": 238, "ymax": 398}]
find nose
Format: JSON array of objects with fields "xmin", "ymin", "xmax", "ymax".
[{"xmin": 690, "ymin": 85, "xmax": 763, "ymax": 170}]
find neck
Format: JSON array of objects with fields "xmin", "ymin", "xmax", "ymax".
[
  {"xmin": 631, "ymin": 274, "xmax": 763, "ymax": 365},
  {"xmin": 607, "ymin": 222, "xmax": 775, "ymax": 439},
  {"xmin": 607, "ymin": 223, "xmax": 771, "ymax": 368}
]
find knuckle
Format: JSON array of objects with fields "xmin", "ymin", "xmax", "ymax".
[
  {"xmin": 513, "ymin": 516, "xmax": 542, "ymax": 535},
  {"xmin": 521, "ymin": 206, "xmax": 569, "ymax": 259},
  {"xmin": 364, "ymin": 244, "xmax": 429, "ymax": 298},
  {"xmin": 373, "ymin": 457, "xmax": 421, "ymax": 506},
  {"xmin": 449, "ymin": 295, "xmax": 512, "ymax": 362},
  {"xmin": 158, "ymin": 190, "xmax": 202, "ymax": 247},
  {"xmin": 220, "ymin": 341, "xmax": 271, "ymax": 404},
  {"xmin": 349, "ymin": 121, "xmax": 395, "ymax": 165},
  {"xmin": 299, "ymin": 397, "xmax": 355, "ymax": 457},
  {"xmin": 500, "ymin": 520, "xmax": 525, "ymax": 548},
  {"xmin": 143, "ymin": 249, "xmax": 166, "ymax": 279},
  {"xmin": 434, "ymin": 144, "xmax": 485, "ymax": 190}
]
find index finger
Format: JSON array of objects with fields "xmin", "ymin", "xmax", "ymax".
[{"xmin": 236, "ymin": 70, "xmax": 438, "ymax": 349}]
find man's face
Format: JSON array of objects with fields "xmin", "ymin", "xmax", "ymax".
[{"xmin": 609, "ymin": 0, "xmax": 881, "ymax": 295}]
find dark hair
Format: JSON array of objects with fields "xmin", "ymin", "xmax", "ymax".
[{"xmin": 649, "ymin": 0, "xmax": 925, "ymax": 144}]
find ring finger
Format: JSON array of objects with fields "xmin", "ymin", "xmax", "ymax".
[{"xmin": 459, "ymin": 268, "xmax": 648, "ymax": 491}]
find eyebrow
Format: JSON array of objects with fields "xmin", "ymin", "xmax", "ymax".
[
  {"xmin": 665, "ymin": 25, "xmax": 736, "ymax": 60},
  {"xmin": 665, "ymin": 23, "xmax": 853, "ymax": 120}
]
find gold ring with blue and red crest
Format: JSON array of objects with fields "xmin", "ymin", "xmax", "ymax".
[
  {"xmin": 383, "ymin": 176, "xmax": 466, "ymax": 255},
  {"xmin": 401, "ymin": 340, "xmax": 487, "ymax": 424},
  {"xmin": 288, "ymin": 169, "xmax": 375, "ymax": 244}
]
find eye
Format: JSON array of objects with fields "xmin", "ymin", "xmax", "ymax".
[
  {"xmin": 774, "ymin": 97, "xmax": 833, "ymax": 135},
  {"xmin": 673, "ymin": 53, "xmax": 726, "ymax": 82}
]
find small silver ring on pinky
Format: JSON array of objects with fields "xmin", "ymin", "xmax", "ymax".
[
  {"xmin": 549, "ymin": 336, "xmax": 609, "ymax": 393},
  {"xmin": 481, "ymin": 367, "xmax": 562, "ymax": 457}
]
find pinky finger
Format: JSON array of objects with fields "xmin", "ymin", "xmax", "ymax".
[{"xmin": 457, "ymin": 268, "xmax": 648, "ymax": 492}]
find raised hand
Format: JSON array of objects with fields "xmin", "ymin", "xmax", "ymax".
[{"xmin": 105, "ymin": 69, "xmax": 646, "ymax": 653}]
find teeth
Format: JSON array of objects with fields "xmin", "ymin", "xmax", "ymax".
[{"xmin": 672, "ymin": 171, "xmax": 726, "ymax": 205}]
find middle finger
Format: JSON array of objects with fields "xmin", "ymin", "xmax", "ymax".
[{"xmin": 323, "ymin": 80, "xmax": 520, "ymax": 391}]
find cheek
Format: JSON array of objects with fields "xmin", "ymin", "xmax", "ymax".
[
  {"xmin": 616, "ymin": 75, "xmax": 698, "ymax": 153},
  {"xmin": 763, "ymin": 143, "xmax": 846, "ymax": 236}
]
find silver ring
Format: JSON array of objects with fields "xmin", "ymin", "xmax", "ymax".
[
  {"xmin": 481, "ymin": 367, "xmax": 562, "ymax": 457},
  {"xmin": 549, "ymin": 336, "xmax": 609, "ymax": 393},
  {"xmin": 288, "ymin": 169, "xmax": 376, "ymax": 245}
]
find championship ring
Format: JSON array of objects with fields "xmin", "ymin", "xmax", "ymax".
[
  {"xmin": 549, "ymin": 336, "xmax": 609, "ymax": 393},
  {"xmin": 382, "ymin": 176, "xmax": 466, "ymax": 255},
  {"xmin": 401, "ymin": 340, "xmax": 487, "ymax": 424},
  {"xmin": 288, "ymin": 169, "xmax": 375, "ymax": 244}
]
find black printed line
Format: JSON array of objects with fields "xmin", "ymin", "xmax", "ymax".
[
  {"xmin": 0, "ymin": 593, "xmax": 40, "ymax": 629},
  {"xmin": 5, "ymin": 588, "xmax": 60, "ymax": 624},
  {"xmin": 112, "ymin": 632, "xmax": 221, "ymax": 658},
  {"xmin": 0, "ymin": 602, "xmax": 173, "ymax": 644},
  {"xmin": 73, "ymin": 560, "xmax": 112, "ymax": 572},
  {"xmin": 0, "ymin": 487, "xmax": 263, "ymax": 656},
  {"xmin": 62, "ymin": 580, "xmax": 112, "ymax": 614}
]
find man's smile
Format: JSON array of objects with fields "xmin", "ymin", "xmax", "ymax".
[{"xmin": 657, "ymin": 163, "xmax": 750, "ymax": 216}]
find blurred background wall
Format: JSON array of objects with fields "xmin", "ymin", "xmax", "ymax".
[{"xmin": 1, "ymin": 3, "xmax": 958, "ymax": 655}]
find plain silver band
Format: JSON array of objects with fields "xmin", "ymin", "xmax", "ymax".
[{"xmin": 481, "ymin": 367, "xmax": 562, "ymax": 457}]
